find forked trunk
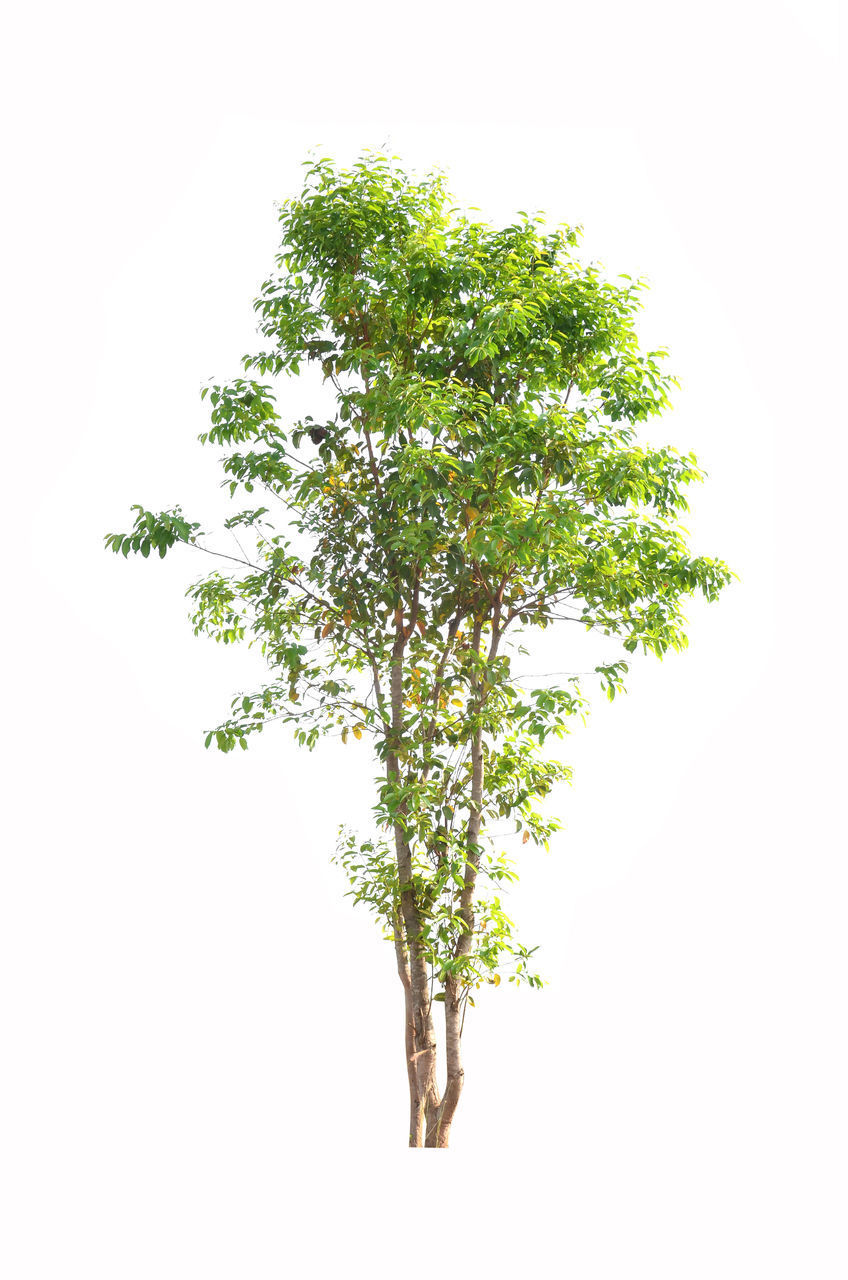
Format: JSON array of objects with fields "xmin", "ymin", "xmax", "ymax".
[
  {"xmin": 423, "ymin": 979, "xmax": 464, "ymax": 1147},
  {"xmin": 399, "ymin": 975, "xmax": 464, "ymax": 1147},
  {"xmin": 396, "ymin": 617, "xmax": 497, "ymax": 1148}
]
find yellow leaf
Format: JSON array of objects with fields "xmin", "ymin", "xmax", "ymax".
[
  {"xmin": 341, "ymin": 727, "xmax": 349, "ymax": 744},
  {"xmin": 451, "ymin": 699, "xmax": 463, "ymax": 707},
  {"xmin": 353, "ymin": 725, "xmax": 363, "ymax": 740},
  {"xmin": 493, "ymin": 973, "xmax": 501, "ymax": 987}
]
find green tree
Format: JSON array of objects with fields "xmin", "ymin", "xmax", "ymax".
[{"xmin": 106, "ymin": 153, "xmax": 732, "ymax": 1147}]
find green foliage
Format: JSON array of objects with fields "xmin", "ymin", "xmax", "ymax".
[
  {"xmin": 106, "ymin": 151, "xmax": 732, "ymax": 998},
  {"xmin": 104, "ymin": 504, "xmax": 201, "ymax": 560}
]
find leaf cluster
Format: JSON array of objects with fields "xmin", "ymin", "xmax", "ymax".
[{"xmin": 105, "ymin": 152, "xmax": 733, "ymax": 996}]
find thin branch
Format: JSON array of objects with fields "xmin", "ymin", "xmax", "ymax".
[{"xmin": 187, "ymin": 540, "xmax": 263, "ymax": 572}]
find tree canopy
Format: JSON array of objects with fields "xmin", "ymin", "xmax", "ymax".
[{"xmin": 106, "ymin": 152, "xmax": 732, "ymax": 1144}]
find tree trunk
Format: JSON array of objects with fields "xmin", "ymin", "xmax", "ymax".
[
  {"xmin": 392, "ymin": 606, "xmax": 498, "ymax": 1147},
  {"xmin": 388, "ymin": 623, "xmax": 441, "ymax": 1146},
  {"xmin": 418, "ymin": 615, "xmax": 501, "ymax": 1147},
  {"xmin": 423, "ymin": 978, "xmax": 464, "ymax": 1147},
  {"xmin": 394, "ymin": 907, "xmax": 440, "ymax": 1146}
]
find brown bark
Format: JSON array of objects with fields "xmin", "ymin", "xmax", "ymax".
[
  {"xmin": 427, "ymin": 610, "xmax": 502, "ymax": 1144},
  {"xmin": 388, "ymin": 621, "xmax": 440, "ymax": 1145},
  {"xmin": 423, "ymin": 978, "xmax": 463, "ymax": 1147},
  {"xmin": 395, "ymin": 602, "xmax": 503, "ymax": 1146},
  {"xmin": 392, "ymin": 911, "xmax": 420, "ymax": 1142}
]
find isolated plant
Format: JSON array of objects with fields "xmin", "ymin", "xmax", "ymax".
[{"xmin": 106, "ymin": 153, "xmax": 732, "ymax": 1147}]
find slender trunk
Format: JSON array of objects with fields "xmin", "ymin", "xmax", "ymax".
[
  {"xmin": 395, "ymin": 604, "xmax": 503, "ymax": 1147},
  {"xmin": 392, "ymin": 912, "xmax": 422, "ymax": 1144},
  {"xmin": 388, "ymin": 623, "xmax": 439, "ymax": 1145},
  {"xmin": 394, "ymin": 834, "xmax": 438, "ymax": 1145},
  {"xmin": 428, "ymin": 612, "xmax": 502, "ymax": 1144},
  {"xmin": 424, "ymin": 978, "xmax": 463, "ymax": 1147}
]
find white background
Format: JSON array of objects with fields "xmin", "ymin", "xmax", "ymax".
[{"xmin": 2, "ymin": 1, "xmax": 845, "ymax": 1275}]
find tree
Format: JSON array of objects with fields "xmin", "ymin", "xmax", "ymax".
[{"xmin": 105, "ymin": 152, "xmax": 732, "ymax": 1148}]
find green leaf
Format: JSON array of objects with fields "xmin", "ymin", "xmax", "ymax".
[{"xmin": 103, "ymin": 152, "xmax": 732, "ymax": 1092}]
